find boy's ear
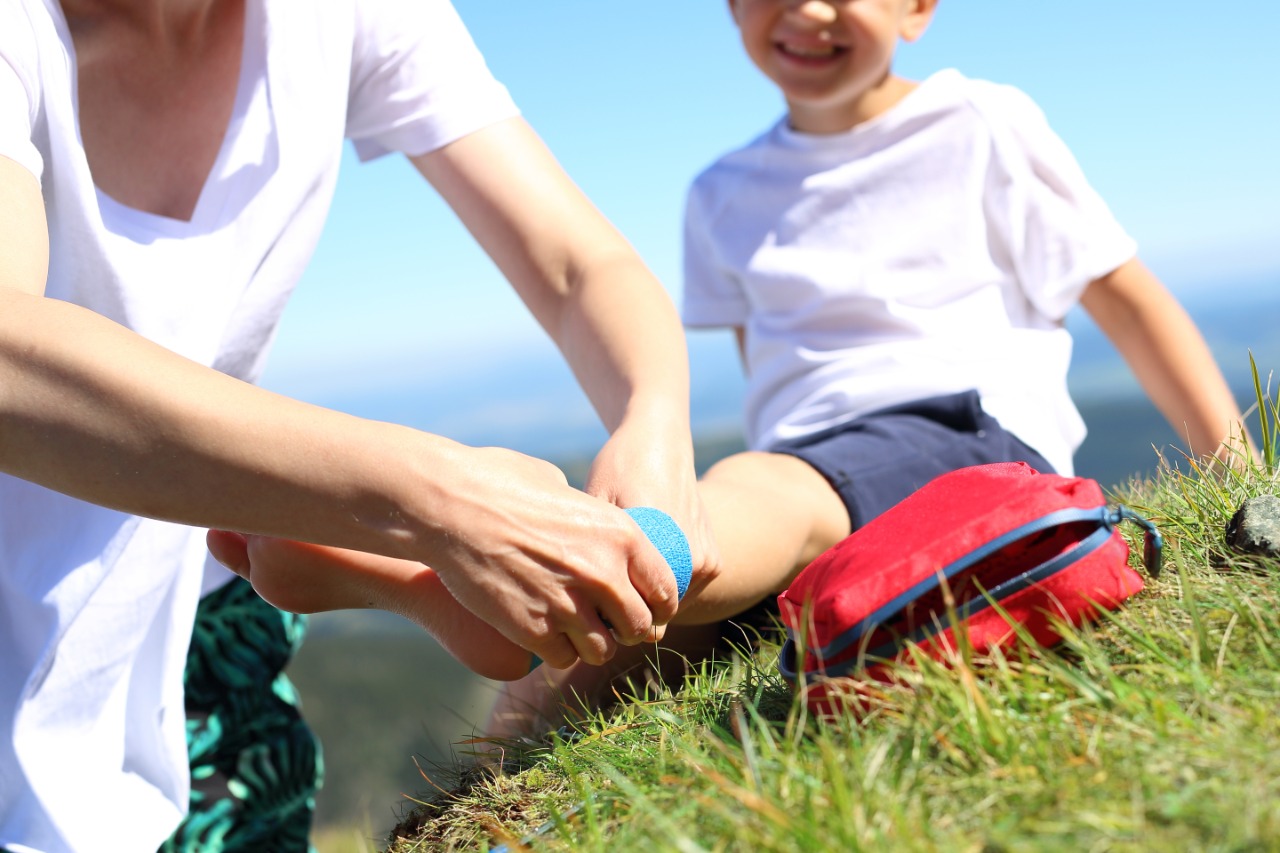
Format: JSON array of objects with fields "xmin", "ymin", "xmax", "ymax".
[{"xmin": 899, "ymin": 0, "xmax": 940, "ymax": 43}]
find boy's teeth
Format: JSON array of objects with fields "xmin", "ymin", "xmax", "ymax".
[{"xmin": 783, "ymin": 44, "xmax": 836, "ymax": 57}]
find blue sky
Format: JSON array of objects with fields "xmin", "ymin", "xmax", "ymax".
[{"xmin": 259, "ymin": 1, "xmax": 1280, "ymax": 458}]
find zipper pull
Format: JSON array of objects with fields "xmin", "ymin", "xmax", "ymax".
[{"xmin": 1112, "ymin": 505, "xmax": 1163, "ymax": 578}]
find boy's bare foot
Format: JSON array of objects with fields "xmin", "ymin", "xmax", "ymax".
[{"xmin": 206, "ymin": 530, "xmax": 534, "ymax": 681}]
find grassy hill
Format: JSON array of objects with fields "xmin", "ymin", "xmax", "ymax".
[
  {"xmin": 375, "ymin": 381, "xmax": 1280, "ymax": 851},
  {"xmin": 294, "ymin": 356, "xmax": 1278, "ymax": 850}
]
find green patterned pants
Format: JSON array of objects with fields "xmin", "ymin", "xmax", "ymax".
[{"xmin": 160, "ymin": 577, "xmax": 324, "ymax": 852}]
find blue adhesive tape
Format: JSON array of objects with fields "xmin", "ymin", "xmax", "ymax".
[{"xmin": 624, "ymin": 506, "xmax": 692, "ymax": 599}]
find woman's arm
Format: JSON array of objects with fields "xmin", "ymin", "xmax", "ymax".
[
  {"xmin": 411, "ymin": 117, "xmax": 720, "ymax": 594},
  {"xmin": 0, "ymin": 154, "xmax": 674, "ymax": 669}
]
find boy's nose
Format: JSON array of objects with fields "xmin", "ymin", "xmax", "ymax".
[{"xmin": 785, "ymin": 0, "xmax": 838, "ymax": 26}]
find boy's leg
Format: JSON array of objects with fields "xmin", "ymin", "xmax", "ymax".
[
  {"xmin": 485, "ymin": 450, "xmax": 851, "ymax": 740},
  {"xmin": 206, "ymin": 533, "xmax": 534, "ymax": 681},
  {"xmin": 675, "ymin": 451, "xmax": 853, "ymax": 624},
  {"xmin": 486, "ymin": 390, "xmax": 1055, "ymax": 740}
]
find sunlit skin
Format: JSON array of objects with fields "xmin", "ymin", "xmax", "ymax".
[{"xmin": 206, "ymin": 530, "xmax": 535, "ymax": 681}]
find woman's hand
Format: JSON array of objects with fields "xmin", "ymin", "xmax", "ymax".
[
  {"xmin": 212, "ymin": 440, "xmax": 682, "ymax": 672},
  {"xmin": 412, "ymin": 445, "xmax": 684, "ymax": 669}
]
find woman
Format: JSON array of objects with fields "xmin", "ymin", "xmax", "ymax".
[{"xmin": 0, "ymin": 0, "xmax": 714, "ymax": 849}]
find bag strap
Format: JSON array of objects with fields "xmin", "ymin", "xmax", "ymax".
[{"xmin": 780, "ymin": 504, "xmax": 1163, "ymax": 684}]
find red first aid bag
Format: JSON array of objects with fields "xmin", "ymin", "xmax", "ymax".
[{"xmin": 777, "ymin": 462, "xmax": 1162, "ymax": 715}]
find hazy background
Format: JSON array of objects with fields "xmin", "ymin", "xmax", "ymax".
[{"xmin": 261, "ymin": 0, "xmax": 1280, "ymax": 845}]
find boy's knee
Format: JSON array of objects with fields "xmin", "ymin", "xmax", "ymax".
[
  {"xmin": 702, "ymin": 450, "xmax": 794, "ymax": 486},
  {"xmin": 703, "ymin": 450, "xmax": 836, "ymax": 505}
]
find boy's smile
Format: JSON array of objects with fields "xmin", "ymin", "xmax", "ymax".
[
  {"xmin": 774, "ymin": 28, "xmax": 848, "ymax": 64},
  {"xmin": 777, "ymin": 42, "xmax": 845, "ymax": 61},
  {"xmin": 728, "ymin": 0, "xmax": 937, "ymax": 134}
]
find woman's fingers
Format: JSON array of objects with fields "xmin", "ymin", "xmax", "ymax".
[
  {"xmin": 531, "ymin": 633, "xmax": 580, "ymax": 671},
  {"xmin": 422, "ymin": 448, "xmax": 681, "ymax": 662}
]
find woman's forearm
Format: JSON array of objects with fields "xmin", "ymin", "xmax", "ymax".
[{"xmin": 0, "ymin": 286, "xmax": 440, "ymax": 555}]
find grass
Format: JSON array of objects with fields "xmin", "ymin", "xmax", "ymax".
[{"xmin": 382, "ymin": 366, "xmax": 1280, "ymax": 853}]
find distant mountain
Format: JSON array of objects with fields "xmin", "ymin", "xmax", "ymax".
[{"xmin": 314, "ymin": 271, "xmax": 1277, "ymax": 475}]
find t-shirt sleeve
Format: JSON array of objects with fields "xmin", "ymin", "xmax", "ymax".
[
  {"xmin": 981, "ymin": 84, "xmax": 1137, "ymax": 322},
  {"xmin": 0, "ymin": 4, "xmax": 43, "ymax": 182},
  {"xmin": 346, "ymin": 0, "xmax": 520, "ymax": 161},
  {"xmin": 681, "ymin": 175, "xmax": 750, "ymax": 329}
]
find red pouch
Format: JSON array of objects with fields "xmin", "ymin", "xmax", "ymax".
[{"xmin": 777, "ymin": 462, "xmax": 1162, "ymax": 716}]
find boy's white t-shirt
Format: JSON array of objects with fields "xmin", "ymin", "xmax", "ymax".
[
  {"xmin": 683, "ymin": 69, "xmax": 1137, "ymax": 477},
  {"xmin": 0, "ymin": 1, "xmax": 519, "ymax": 850}
]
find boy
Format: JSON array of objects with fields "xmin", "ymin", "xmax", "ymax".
[
  {"xmin": 222, "ymin": 0, "xmax": 1247, "ymax": 736},
  {"xmin": 477, "ymin": 0, "xmax": 1247, "ymax": 733}
]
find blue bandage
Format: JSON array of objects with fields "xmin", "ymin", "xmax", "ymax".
[{"xmin": 624, "ymin": 506, "xmax": 692, "ymax": 599}]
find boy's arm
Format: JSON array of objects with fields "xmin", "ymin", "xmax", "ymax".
[
  {"xmin": 1079, "ymin": 257, "xmax": 1249, "ymax": 464},
  {"xmin": 411, "ymin": 116, "xmax": 719, "ymax": 593}
]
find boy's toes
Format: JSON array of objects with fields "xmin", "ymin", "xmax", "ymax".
[{"xmin": 206, "ymin": 529, "xmax": 250, "ymax": 578}]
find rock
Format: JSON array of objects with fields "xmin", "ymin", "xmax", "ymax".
[{"xmin": 1225, "ymin": 494, "xmax": 1280, "ymax": 558}]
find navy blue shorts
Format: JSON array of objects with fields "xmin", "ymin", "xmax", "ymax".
[{"xmin": 772, "ymin": 390, "xmax": 1054, "ymax": 530}]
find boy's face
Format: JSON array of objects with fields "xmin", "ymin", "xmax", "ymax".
[{"xmin": 727, "ymin": 0, "xmax": 937, "ymax": 134}]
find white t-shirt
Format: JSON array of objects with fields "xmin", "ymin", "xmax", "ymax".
[
  {"xmin": 0, "ymin": 1, "xmax": 519, "ymax": 851},
  {"xmin": 683, "ymin": 69, "xmax": 1137, "ymax": 477}
]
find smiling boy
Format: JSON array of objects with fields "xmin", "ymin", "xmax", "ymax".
[{"xmin": 480, "ymin": 0, "xmax": 1247, "ymax": 735}]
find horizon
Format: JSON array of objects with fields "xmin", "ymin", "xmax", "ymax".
[{"xmin": 262, "ymin": 269, "xmax": 1280, "ymax": 478}]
